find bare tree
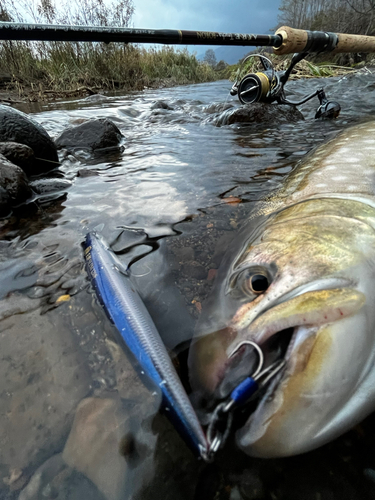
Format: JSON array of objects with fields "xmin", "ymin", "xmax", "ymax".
[
  {"xmin": 278, "ymin": 0, "xmax": 375, "ymax": 35},
  {"xmin": 203, "ymin": 49, "xmax": 217, "ymax": 68}
]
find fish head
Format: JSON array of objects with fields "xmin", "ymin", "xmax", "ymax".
[{"xmin": 188, "ymin": 199, "xmax": 375, "ymax": 457}]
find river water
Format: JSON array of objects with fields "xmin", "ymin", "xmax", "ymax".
[{"xmin": 2, "ymin": 72, "xmax": 375, "ymax": 499}]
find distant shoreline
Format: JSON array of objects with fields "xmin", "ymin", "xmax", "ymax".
[
  {"xmin": 0, "ymin": 55, "xmax": 368, "ymax": 105},
  {"xmin": 0, "ymin": 76, "xmax": 193, "ymax": 104},
  {"xmin": 0, "ymin": 43, "xmax": 224, "ymax": 105}
]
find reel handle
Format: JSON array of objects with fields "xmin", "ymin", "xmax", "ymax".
[
  {"xmin": 332, "ymin": 32, "xmax": 375, "ymax": 53},
  {"xmin": 274, "ymin": 26, "xmax": 375, "ymax": 55}
]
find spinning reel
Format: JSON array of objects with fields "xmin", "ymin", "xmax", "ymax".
[{"xmin": 230, "ymin": 52, "xmax": 341, "ymax": 119}]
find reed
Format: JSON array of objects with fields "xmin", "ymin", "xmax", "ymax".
[
  {"xmin": 0, "ymin": 40, "xmax": 218, "ymax": 95},
  {"xmin": 0, "ymin": 0, "xmax": 218, "ymax": 97},
  {"xmin": 229, "ymin": 52, "xmax": 360, "ymax": 83}
]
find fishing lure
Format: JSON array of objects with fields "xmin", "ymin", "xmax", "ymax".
[{"xmin": 83, "ymin": 232, "xmax": 209, "ymax": 460}]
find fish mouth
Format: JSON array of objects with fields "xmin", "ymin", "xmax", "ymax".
[
  {"xmin": 213, "ymin": 324, "xmax": 314, "ymax": 438},
  {"xmin": 229, "ymin": 323, "xmax": 319, "ymax": 449},
  {"xmin": 215, "ymin": 326, "xmax": 295, "ymax": 402},
  {"xmin": 195, "ymin": 287, "xmax": 366, "ymax": 430}
]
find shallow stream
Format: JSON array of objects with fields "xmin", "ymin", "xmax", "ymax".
[{"xmin": 2, "ymin": 72, "xmax": 375, "ymax": 499}]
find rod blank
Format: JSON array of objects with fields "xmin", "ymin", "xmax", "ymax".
[{"xmin": 0, "ymin": 22, "xmax": 282, "ymax": 47}]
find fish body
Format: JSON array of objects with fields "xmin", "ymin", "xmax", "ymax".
[
  {"xmin": 84, "ymin": 232, "xmax": 208, "ymax": 458},
  {"xmin": 189, "ymin": 121, "xmax": 375, "ymax": 457}
]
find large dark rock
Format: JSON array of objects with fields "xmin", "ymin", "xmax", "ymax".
[
  {"xmin": 0, "ymin": 154, "xmax": 31, "ymax": 210},
  {"xmin": 0, "ymin": 141, "xmax": 36, "ymax": 176},
  {"xmin": 213, "ymin": 103, "xmax": 304, "ymax": 126},
  {"xmin": 55, "ymin": 119, "xmax": 124, "ymax": 152},
  {"xmin": 0, "ymin": 105, "xmax": 58, "ymax": 173},
  {"xmin": 0, "ymin": 186, "xmax": 10, "ymax": 216}
]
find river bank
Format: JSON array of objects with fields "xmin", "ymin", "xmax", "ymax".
[
  {"xmin": 0, "ymin": 75, "xmax": 195, "ymax": 104},
  {"xmin": 0, "ymin": 49, "xmax": 369, "ymax": 104},
  {"xmin": 0, "ymin": 41, "xmax": 225, "ymax": 103}
]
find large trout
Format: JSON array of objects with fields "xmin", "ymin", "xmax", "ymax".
[{"xmin": 188, "ymin": 120, "xmax": 375, "ymax": 457}]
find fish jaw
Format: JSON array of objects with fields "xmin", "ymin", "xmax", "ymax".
[
  {"xmin": 236, "ymin": 310, "xmax": 374, "ymax": 457},
  {"xmin": 189, "ymin": 284, "xmax": 373, "ymax": 457},
  {"xmin": 188, "ymin": 287, "xmax": 364, "ymax": 399},
  {"xmin": 232, "ymin": 287, "xmax": 365, "ymax": 346},
  {"xmin": 188, "ymin": 327, "xmax": 237, "ymax": 397}
]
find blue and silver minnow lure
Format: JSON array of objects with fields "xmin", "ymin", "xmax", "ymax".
[{"xmin": 83, "ymin": 232, "xmax": 208, "ymax": 459}]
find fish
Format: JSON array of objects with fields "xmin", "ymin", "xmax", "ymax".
[
  {"xmin": 83, "ymin": 232, "xmax": 208, "ymax": 459},
  {"xmin": 188, "ymin": 120, "xmax": 375, "ymax": 458}
]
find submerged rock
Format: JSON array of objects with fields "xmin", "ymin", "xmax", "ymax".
[
  {"xmin": 62, "ymin": 396, "xmax": 156, "ymax": 500},
  {"xmin": 203, "ymin": 102, "xmax": 234, "ymax": 114},
  {"xmin": 213, "ymin": 103, "xmax": 304, "ymax": 126},
  {"xmin": 181, "ymin": 260, "xmax": 207, "ymax": 280},
  {"xmin": 151, "ymin": 100, "xmax": 174, "ymax": 110},
  {"xmin": 0, "ymin": 105, "xmax": 58, "ymax": 173},
  {"xmin": 83, "ymin": 94, "xmax": 109, "ymax": 102},
  {"xmin": 18, "ymin": 454, "xmax": 105, "ymax": 500},
  {"xmin": 77, "ymin": 168, "xmax": 100, "ymax": 178},
  {"xmin": 55, "ymin": 118, "xmax": 124, "ymax": 152},
  {"xmin": 62, "ymin": 398, "xmax": 129, "ymax": 500},
  {"xmin": 0, "ymin": 308, "xmax": 91, "ymax": 481},
  {"xmin": 0, "ymin": 186, "xmax": 10, "ymax": 215},
  {"xmin": 0, "ymin": 154, "xmax": 31, "ymax": 211},
  {"xmin": 29, "ymin": 177, "xmax": 72, "ymax": 195}
]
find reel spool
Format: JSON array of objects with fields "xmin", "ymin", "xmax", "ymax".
[
  {"xmin": 230, "ymin": 54, "xmax": 277, "ymax": 104},
  {"xmin": 237, "ymin": 73, "xmax": 270, "ymax": 104},
  {"xmin": 230, "ymin": 52, "xmax": 341, "ymax": 119}
]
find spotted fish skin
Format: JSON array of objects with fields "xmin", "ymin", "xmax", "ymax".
[
  {"xmin": 255, "ymin": 121, "xmax": 375, "ymax": 218},
  {"xmin": 189, "ymin": 121, "xmax": 375, "ymax": 457}
]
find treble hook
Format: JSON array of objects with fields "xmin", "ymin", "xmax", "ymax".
[
  {"xmin": 228, "ymin": 340, "xmax": 264, "ymax": 378},
  {"xmin": 206, "ymin": 341, "xmax": 286, "ymax": 460}
]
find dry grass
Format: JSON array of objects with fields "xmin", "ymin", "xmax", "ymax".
[
  {"xmin": 0, "ymin": 40, "xmax": 218, "ymax": 97},
  {"xmin": 229, "ymin": 53, "xmax": 359, "ymax": 83}
]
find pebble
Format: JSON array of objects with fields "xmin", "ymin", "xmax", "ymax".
[
  {"xmin": 207, "ymin": 268, "xmax": 217, "ymax": 281},
  {"xmin": 62, "ymin": 396, "xmax": 157, "ymax": 500},
  {"xmin": 181, "ymin": 261, "xmax": 207, "ymax": 280},
  {"xmin": 0, "ymin": 307, "xmax": 91, "ymax": 480},
  {"xmin": 172, "ymin": 246, "xmax": 195, "ymax": 262}
]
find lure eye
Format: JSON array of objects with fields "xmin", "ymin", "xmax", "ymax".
[{"xmin": 249, "ymin": 274, "xmax": 269, "ymax": 294}]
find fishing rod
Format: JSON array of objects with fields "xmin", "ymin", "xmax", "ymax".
[
  {"xmin": 0, "ymin": 22, "xmax": 280, "ymax": 47},
  {"xmin": 1, "ymin": 22, "xmax": 373, "ymax": 117},
  {"xmin": 1, "ymin": 22, "xmax": 375, "ymax": 54}
]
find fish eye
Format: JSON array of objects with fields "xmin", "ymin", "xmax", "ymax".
[
  {"xmin": 228, "ymin": 267, "xmax": 271, "ymax": 299},
  {"xmin": 249, "ymin": 274, "xmax": 269, "ymax": 294}
]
